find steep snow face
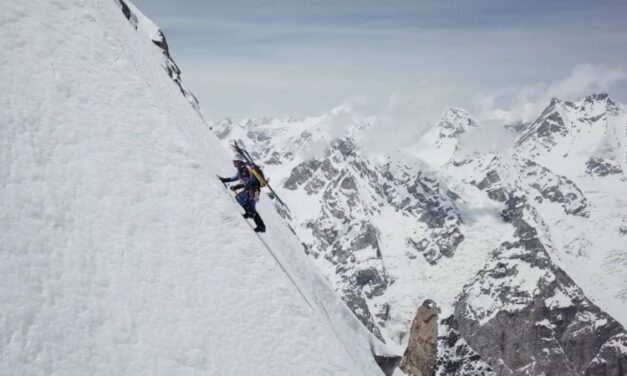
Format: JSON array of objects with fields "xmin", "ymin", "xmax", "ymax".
[{"xmin": 0, "ymin": 1, "xmax": 386, "ymax": 375}]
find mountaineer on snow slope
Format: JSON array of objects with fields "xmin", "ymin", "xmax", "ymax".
[{"xmin": 219, "ymin": 158, "xmax": 267, "ymax": 233}]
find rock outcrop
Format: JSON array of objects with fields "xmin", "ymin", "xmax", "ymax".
[
  {"xmin": 400, "ymin": 300, "xmax": 439, "ymax": 376},
  {"xmin": 118, "ymin": 0, "xmax": 201, "ymax": 114}
]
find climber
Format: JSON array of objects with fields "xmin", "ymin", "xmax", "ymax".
[{"xmin": 219, "ymin": 159, "xmax": 267, "ymax": 233}]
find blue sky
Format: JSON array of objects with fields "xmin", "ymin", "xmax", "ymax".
[{"xmin": 132, "ymin": 0, "xmax": 627, "ymax": 122}]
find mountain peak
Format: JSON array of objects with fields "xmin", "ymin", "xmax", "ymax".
[
  {"xmin": 583, "ymin": 92, "xmax": 621, "ymax": 114},
  {"xmin": 518, "ymin": 92, "xmax": 623, "ymax": 145},
  {"xmin": 585, "ymin": 92, "xmax": 610, "ymax": 102},
  {"xmin": 437, "ymin": 107, "xmax": 479, "ymax": 138},
  {"xmin": 544, "ymin": 93, "xmax": 617, "ymax": 112}
]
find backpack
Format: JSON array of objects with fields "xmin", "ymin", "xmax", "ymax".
[{"xmin": 247, "ymin": 164, "xmax": 267, "ymax": 188}]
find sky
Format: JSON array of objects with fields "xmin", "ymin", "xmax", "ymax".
[{"xmin": 131, "ymin": 0, "xmax": 627, "ymax": 126}]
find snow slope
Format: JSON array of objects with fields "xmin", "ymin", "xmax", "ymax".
[{"xmin": 0, "ymin": 1, "xmax": 387, "ymax": 375}]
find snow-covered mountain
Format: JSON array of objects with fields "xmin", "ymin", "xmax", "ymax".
[
  {"xmin": 0, "ymin": 1, "xmax": 391, "ymax": 375},
  {"xmin": 215, "ymin": 94, "xmax": 627, "ymax": 374}
]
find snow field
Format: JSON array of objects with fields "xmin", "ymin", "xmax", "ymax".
[{"xmin": 0, "ymin": 1, "xmax": 386, "ymax": 375}]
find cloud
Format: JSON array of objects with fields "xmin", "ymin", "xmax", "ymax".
[
  {"xmin": 452, "ymin": 64, "xmax": 627, "ymax": 156},
  {"xmin": 350, "ymin": 64, "xmax": 627, "ymax": 157},
  {"xmin": 471, "ymin": 64, "xmax": 627, "ymax": 126},
  {"xmin": 352, "ymin": 82, "xmax": 460, "ymax": 154},
  {"xmin": 456, "ymin": 121, "xmax": 517, "ymax": 156}
]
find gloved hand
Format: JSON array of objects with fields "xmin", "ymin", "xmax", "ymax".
[
  {"xmin": 218, "ymin": 176, "xmax": 227, "ymax": 183},
  {"xmin": 230, "ymin": 186, "xmax": 238, "ymax": 191}
]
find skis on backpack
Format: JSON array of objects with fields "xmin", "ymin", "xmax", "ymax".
[{"xmin": 230, "ymin": 141, "xmax": 291, "ymax": 215}]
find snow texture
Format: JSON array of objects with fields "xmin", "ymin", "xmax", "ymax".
[{"xmin": 0, "ymin": 1, "xmax": 389, "ymax": 375}]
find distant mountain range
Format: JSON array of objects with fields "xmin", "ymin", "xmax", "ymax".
[{"xmin": 215, "ymin": 93, "xmax": 627, "ymax": 375}]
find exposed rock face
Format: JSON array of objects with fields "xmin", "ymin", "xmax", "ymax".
[
  {"xmin": 306, "ymin": 141, "xmax": 390, "ymax": 339},
  {"xmin": 586, "ymin": 158, "xmax": 623, "ymax": 176},
  {"xmin": 586, "ymin": 333, "xmax": 627, "ymax": 376},
  {"xmin": 519, "ymin": 158, "xmax": 589, "ymax": 217},
  {"xmin": 516, "ymin": 97, "xmax": 573, "ymax": 152},
  {"xmin": 404, "ymin": 173, "xmax": 464, "ymax": 264},
  {"xmin": 118, "ymin": 0, "xmax": 201, "ymax": 114},
  {"xmin": 401, "ymin": 300, "xmax": 439, "ymax": 376},
  {"xmin": 436, "ymin": 107, "xmax": 479, "ymax": 138},
  {"xmin": 475, "ymin": 168, "xmax": 508, "ymax": 202},
  {"xmin": 118, "ymin": 0, "xmax": 137, "ymax": 28},
  {"xmin": 284, "ymin": 159, "xmax": 323, "ymax": 190},
  {"xmin": 436, "ymin": 315, "xmax": 495, "ymax": 376},
  {"xmin": 453, "ymin": 195, "xmax": 627, "ymax": 375}
]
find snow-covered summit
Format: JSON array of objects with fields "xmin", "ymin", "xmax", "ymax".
[
  {"xmin": 516, "ymin": 93, "xmax": 626, "ymax": 177},
  {"xmin": 436, "ymin": 107, "xmax": 480, "ymax": 138},
  {"xmin": 0, "ymin": 1, "xmax": 389, "ymax": 375},
  {"xmin": 410, "ymin": 107, "xmax": 480, "ymax": 167}
]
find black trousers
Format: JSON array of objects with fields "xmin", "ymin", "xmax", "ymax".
[{"xmin": 252, "ymin": 212, "xmax": 266, "ymax": 230}]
